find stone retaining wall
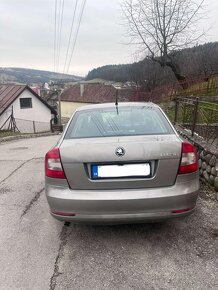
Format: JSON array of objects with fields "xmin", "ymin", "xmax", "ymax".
[{"xmin": 175, "ymin": 126, "xmax": 218, "ymax": 192}]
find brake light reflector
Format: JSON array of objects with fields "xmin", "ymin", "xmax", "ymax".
[
  {"xmin": 172, "ymin": 208, "xmax": 194, "ymax": 214},
  {"xmin": 178, "ymin": 142, "xmax": 198, "ymax": 174},
  {"xmin": 45, "ymin": 147, "xmax": 66, "ymax": 179}
]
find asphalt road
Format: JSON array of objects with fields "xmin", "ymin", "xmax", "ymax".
[{"xmin": 0, "ymin": 135, "xmax": 217, "ymax": 290}]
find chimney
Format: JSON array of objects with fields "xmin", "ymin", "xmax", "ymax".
[{"xmin": 80, "ymin": 83, "xmax": 84, "ymax": 97}]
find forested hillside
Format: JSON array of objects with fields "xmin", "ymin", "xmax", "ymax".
[
  {"xmin": 0, "ymin": 67, "xmax": 82, "ymax": 84},
  {"xmin": 86, "ymin": 42, "xmax": 218, "ymax": 91}
]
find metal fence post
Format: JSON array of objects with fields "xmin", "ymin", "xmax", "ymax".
[
  {"xmin": 58, "ymin": 89, "xmax": 62, "ymax": 126},
  {"xmin": 50, "ymin": 119, "xmax": 53, "ymax": 132},
  {"xmin": 33, "ymin": 121, "xmax": 36, "ymax": 133},
  {"xmin": 182, "ymin": 103, "xmax": 187, "ymax": 124},
  {"xmin": 191, "ymin": 97, "xmax": 199, "ymax": 137},
  {"xmin": 174, "ymin": 98, "xmax": 178, "ymax": 125}
]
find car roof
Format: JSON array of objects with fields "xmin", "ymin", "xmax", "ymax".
[{"xmin": 75, "ymin": 102, "xmax": 159, "ymax": 112}]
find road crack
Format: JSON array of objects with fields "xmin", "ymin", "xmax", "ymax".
[
  {"xmin": 49, "ymin": 225, "xmax": 70, "ymax": 290},
  {"xmin": 0, "ymin": 158, "xmax": 34, "ymax": 185},
  {"xmin": 21, "ymin": 187, "xmax": 44, "ymax": 217}
]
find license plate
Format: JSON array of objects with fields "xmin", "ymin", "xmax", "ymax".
[{"xmin": 91, "ymin": 163, "xmax": 150, "ymax": 179}]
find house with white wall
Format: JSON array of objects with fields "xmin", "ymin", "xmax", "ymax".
[{"xmin": 0, "ymin": 84, "xmax": 56, "ymax": 133}]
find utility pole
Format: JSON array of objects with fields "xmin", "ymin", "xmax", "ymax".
[
  {"xmin": 58, "ymin": 89, "xmax": 62, "ymax": 126},
  {"xmin": 50, "ymin": 80, "xmax": 64, "ymax": 130}
]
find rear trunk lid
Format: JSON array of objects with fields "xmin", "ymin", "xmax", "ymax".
[{"xmin": 60, "ymin": 134, "xmax": 182, "ymax": 190}]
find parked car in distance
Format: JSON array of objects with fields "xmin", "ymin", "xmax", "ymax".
[{"xmin": 45, "ymin": 102, "xmax": 199, "ymax": 224}]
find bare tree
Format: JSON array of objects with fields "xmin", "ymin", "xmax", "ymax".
[
  {"xmin": 198, "ymin": 43, "xmax": 218, "ymax": 77},
  {"xmin": 128, "ymin": 58, "xmax": 173, "ymax": 91},
  {"xmin": 123, "ymin": 0, "xmax": 205, "ymax": 84}
]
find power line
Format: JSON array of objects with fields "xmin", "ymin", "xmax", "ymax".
[
  {"xmin": 62, "ymin": 0, "xmax": 78, "ymax": 75},
  {"xmin": 65, "ymin": 0, "xmax": 87, "ymax": 74},
  {"xmin": 53, "ymin": 0, "xmax": 86, "ymax": 75},
  {"xmin": 56, "ymin": 0, "xmax": 65, "ymax": 73},
  {"xmin": 54, "ymin": 0, "xmax": 57, "ymax": 72},
  {"xmin": 56, "ymin": 0, "xmax": 61, "ymax": 72}
]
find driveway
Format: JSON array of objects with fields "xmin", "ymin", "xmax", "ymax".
[{"xmin": 0, "ymin": 136, "xmax": 217, "ymax": 290}]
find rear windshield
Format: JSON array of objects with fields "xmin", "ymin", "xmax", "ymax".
[{"xmin": 64, "ymin": 106, "xmax": 174, "ymax": 139}]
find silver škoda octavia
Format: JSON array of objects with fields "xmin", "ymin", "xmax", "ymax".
[{"xmin": 45, "ymin": 102, "xmax": 199, "ymax": 224}]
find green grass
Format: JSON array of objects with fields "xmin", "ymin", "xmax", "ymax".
[
  {"xmin": 160, "ymin": 100, "xmax": 218, "ymax": 124},
  {"xmin": 0, "ymin": 130, "xmax": 21, "ymax": 138},
  {"xmin": 158, "ymin": 76, "xmax": 218, "ymax": 125},
  {"xmin": 178, "ymin": 76, "xmax": 218, "ymax": 97},
  {"xmin": 159, "ymin": 102, "xmax": 175, "ymax": 122}
]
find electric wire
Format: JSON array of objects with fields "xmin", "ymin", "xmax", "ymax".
[
  {"xmin": 53, "ymin": 0, "xmax": 86, "ymax": 76},
  {"xmin": 54, "ymin": 0, "xmax": 57, "ymax": 72},
  {"xmin": 65, "ymin": 0, "xmax": 87, "ymax": 74},
  {"xmin": 56, "ymin": 0, "xmax": 65, "ymax": 73},
  {"xmin": 62, "ymin": 0, "xmax": 78, "ymax": 75},
  {"xmin": 56, "ymin": 0, "xmax": 61, "ymax": 72}
]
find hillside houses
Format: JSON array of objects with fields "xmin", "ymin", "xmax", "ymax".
[{"xmin": 60, "ymin": 83, "xmax": 137, "ymax": 118}]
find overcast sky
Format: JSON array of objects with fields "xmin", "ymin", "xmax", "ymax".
[{"xmin": 0, "ymin": 0, "xmax": 217, "ymax": 77}]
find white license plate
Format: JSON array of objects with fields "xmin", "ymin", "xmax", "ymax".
[{"xmin": 92, "ymin": 163, "xmax": 150, "ymax": 178}]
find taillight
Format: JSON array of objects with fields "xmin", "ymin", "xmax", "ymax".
[
  {"xmin": 45, "ymin": 147, "xmax": 66, "ymax": 179},
  {"xmin": 178, "ymin": 142, "xmax": 198, "ymax": 175}
]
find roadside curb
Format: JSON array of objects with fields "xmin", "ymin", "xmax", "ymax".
[{"xmin": 0, "ymin": 132, "xmax": 61, "ymax": 143}]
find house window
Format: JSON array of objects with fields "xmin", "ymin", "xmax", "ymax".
[{"xmin": 20, "ymin": 98, "xmax": 32, "ymax": 109}]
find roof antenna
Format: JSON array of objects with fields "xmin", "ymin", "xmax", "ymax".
[{"xmin": 115, "ymin": 88, "xmax": 119, "ymax": 115}]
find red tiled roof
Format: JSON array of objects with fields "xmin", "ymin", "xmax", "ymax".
[
  {"xmin": 0, "ymin": 84, "xmax": 56, "ymax": 116},
  {"xmin": 61, "ymin": 84, "xmax": 136, "ymax": 103}
]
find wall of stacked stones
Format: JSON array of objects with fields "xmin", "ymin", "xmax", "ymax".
[
  {"xmin": 198, "ymin": 149, "xmax": 218, "ymax": 191},
  {"xmin": 175, "ymin": 126, "xmax": 218, "ymax": 192}
]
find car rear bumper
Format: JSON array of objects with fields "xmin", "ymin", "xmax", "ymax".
[
  {"xmin": 45, "ymin": 173, "xmax": 199, "ymax": 224},
  {"xmin": 50, "ymin": 208, "xmax": 196, "ymax": 224}
]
